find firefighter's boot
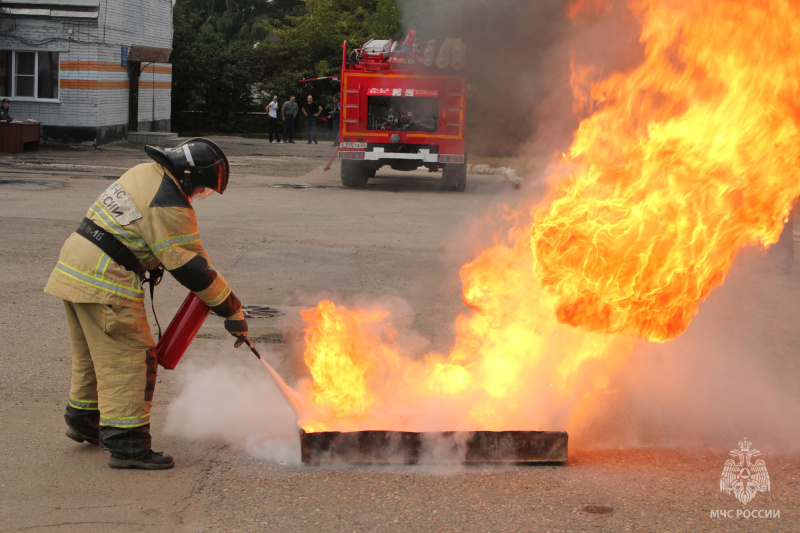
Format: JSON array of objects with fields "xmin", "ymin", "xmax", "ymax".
[
  {"xmin": 109, "ymin": 450, "xmax": 174, "ymax": 470},
  {"xmin": 65, "ymin": 404, "xmax": 100, "ymax": 445},
  {"xmin": 101, "ymin": 424, "xmax": 174, "ymax": 470}
]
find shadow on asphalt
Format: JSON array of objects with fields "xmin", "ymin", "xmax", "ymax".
[
  {"xmin": 270, "ymin": 174, "xmax": 457, "ymax": 193},
  {"xmin": 363, "ymin": 174, "xmax": 448, "ymax": 193}
]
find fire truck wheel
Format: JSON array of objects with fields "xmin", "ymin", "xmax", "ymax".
[
  {"xmin": 341, "ymin": 160, "xmax": 370, "ymax": 188},
  {"xmin": 441, "ymin": 163, "xmax": 466, "ymax": 192}
]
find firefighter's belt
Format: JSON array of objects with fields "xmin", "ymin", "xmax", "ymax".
[
  {"xmin": 76, "ymin": 218, "xmax": 146, "ymax": 277},
  {"xmin": 75, "ymin": 217, "xmax": 164, "ymax": 338}
]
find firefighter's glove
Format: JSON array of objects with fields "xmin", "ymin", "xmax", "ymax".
[{"xmin": 224, "ymin": 311, "xmax": 248, "ymax": 348}]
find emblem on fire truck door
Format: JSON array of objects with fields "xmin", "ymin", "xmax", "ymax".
[{"xmin": 719, "ymin": 438, "xmax": 770, "ymax": 505}]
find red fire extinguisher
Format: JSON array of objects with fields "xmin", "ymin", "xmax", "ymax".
[{"xmin": 156, "ymin": 292, "xmax": 211, "ymax": 369}]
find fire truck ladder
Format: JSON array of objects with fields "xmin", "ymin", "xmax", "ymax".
[{"xmin": 342, "ymin": 89, "xmax": 359, "ymax": 127}]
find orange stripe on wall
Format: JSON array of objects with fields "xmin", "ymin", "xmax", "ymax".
[
  {"xmin": 60, "ymin": 62, "xmax": 172, "ymax": 74},
  {"xmin": 141, "ymin": 65, "xmax": 172, "ymax": 74},
  {"xmin": 60, "ymin": 80, "xmax": 172, "ymax": 90}
]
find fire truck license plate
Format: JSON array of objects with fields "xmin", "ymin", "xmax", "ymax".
[{"xmin": 340, "ymin": 142, "xmax": 367, "ymax": 149}]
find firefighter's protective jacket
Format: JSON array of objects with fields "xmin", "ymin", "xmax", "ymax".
[{"xmin": 45, "ymin": 162, "xmax": 240, "ymax": 317}]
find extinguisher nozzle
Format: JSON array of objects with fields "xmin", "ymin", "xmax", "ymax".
[{"xmin": 236, "ymin": 335, "xmax": 263, "ymax": 360}]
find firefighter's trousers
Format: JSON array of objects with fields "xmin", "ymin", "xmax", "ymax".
[{"xmin": 62, "ymin": 301, "xmax": 158, "ymax": 457}]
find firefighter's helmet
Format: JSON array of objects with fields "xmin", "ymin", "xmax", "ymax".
[{"xmin": 145, "ymin": 138, "xmax": 229, "ymax": 196}]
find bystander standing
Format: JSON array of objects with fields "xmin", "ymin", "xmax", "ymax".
[
  {"xmin": 266, "ymin": 95, "xmax": 282, "ymax": 143},
  {"xmin": 329, "ymin": 94, "xmax": 341, "ymax": 146},
  {"xmin": 302, "ymin": 94, "xmax": 322, "ymax": 144},
  {"xmin": 282, "ymin": 96, "xmax": 299, "ymax": 143}
]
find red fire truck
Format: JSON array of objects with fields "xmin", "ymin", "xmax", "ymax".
[{"xmin": 337, "ymin": 35, "xmax": 468, "ymax": 191}]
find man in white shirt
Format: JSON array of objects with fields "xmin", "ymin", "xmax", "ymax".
[{"xmin": 266, "ymin": 95, "xmax": 282, "ymax": 143}]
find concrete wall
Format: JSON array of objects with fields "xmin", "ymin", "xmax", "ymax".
[
  {"xmin": 101, "ymin": 0, "xmax": 173, "ymax": 133},
  {"xmin": 0, "ymin": 0, "xmax": 173, "ymax": 146}
]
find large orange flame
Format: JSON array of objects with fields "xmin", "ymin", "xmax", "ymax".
[
  {"xmin": 534, "ymin": 0, "xmax": 800, "ymax": 342},
  {"xmin": 295, "ymin": 0, "xmax": 800, "ymax": 432}
]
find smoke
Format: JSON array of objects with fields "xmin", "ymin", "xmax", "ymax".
[
  {"xmin": 164, "ymin": 340, "xmax": 301, "ymax": 463},
  {"xmin": 398, "ymin": 0, "xmax": 642, "ymax": 162},
  {"xmin": 570, "ymin": 247, "xmax": 800, "ymax": 453}
]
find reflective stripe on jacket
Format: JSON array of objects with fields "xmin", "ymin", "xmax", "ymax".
[{"xmin": 45, "ymin": 162, "xmax": 236, "ymax": 314}]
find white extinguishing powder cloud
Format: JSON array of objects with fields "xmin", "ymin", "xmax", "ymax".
[
  {"xmin": 164, "ymin": 341, "xmax": 301, "ymax": 463},
  {"xmin": 573, "ymin": 250, "xmax": 800, "ymax": 453}
]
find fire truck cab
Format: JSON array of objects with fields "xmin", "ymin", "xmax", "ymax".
[{"xmin": 337, "ymin": 35, "xmax": 467, "ymax": 191}]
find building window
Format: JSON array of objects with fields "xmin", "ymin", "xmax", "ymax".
[{"xmin": 0, "ymin": 50, "xmax": 59, "ymax": 100}]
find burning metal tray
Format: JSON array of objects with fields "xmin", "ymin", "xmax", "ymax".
[{"xmin": 300, "ymin": 429, "xmax": 568, "ymax": 464}]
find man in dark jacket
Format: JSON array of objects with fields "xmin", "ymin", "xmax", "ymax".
[{"xmin": 302, "ymin": 94, "xmax": 323, "ymax": 144}]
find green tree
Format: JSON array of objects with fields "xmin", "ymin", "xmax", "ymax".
[
  {"xmin": 275, "ymin": 0, "xmax": 402, "ymax": 76},
  {"xmin": 173, "ymin": 0, "xmax": 274, "ymax": 130},
  {"xmin": 262, "ymin": 0, "xmax": 402, "ymax": 113},
  {"xmin": 172, "ymin": 0, "xmax": 404, "ymax": 131}
]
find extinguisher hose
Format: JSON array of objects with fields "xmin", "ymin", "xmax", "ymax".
[
  {"xmin": 238, "ymin": 335, "xmax": 260, "ymax": 359},
  {"xmin": 144, "ymin": 266, "xmax": 165, "ymax": 340},
  {"xmin": 236, "ymin": 335, "xmax": 305, "ymax": 415}
]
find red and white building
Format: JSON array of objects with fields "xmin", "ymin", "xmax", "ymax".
[{"xmin": 0, "ymin": 0, "xmax": 173, "ymax": 145}]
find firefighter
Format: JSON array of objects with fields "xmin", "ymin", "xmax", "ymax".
[{"xmin": 44, "ymin": 138, "xmax": 248, "ymax": 470}]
